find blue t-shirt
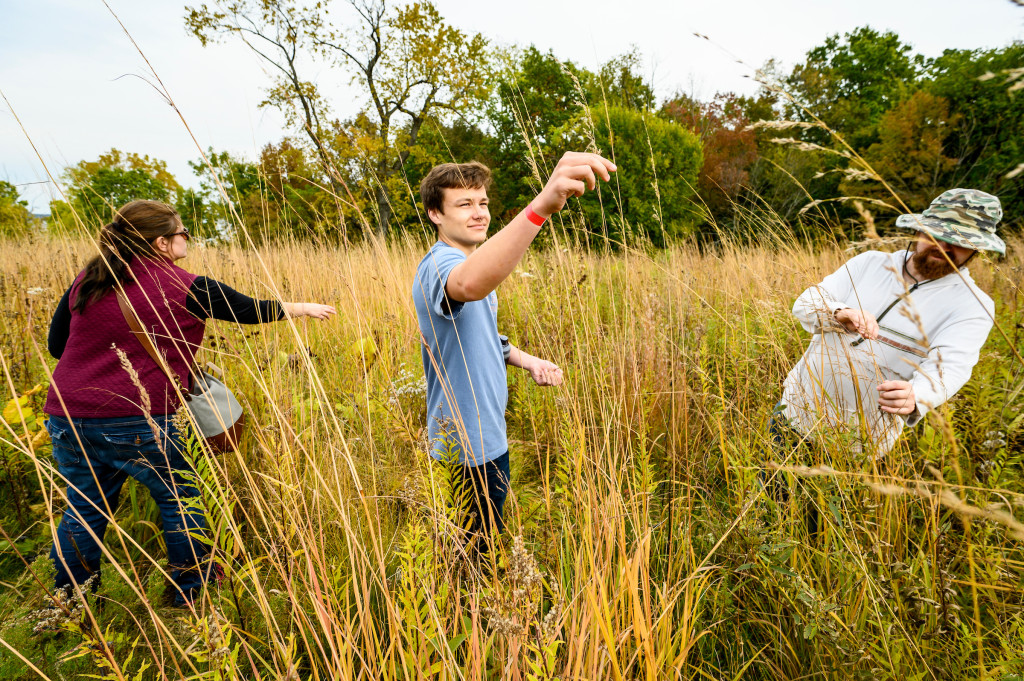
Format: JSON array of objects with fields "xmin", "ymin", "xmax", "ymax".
[{"xmin": 412, "ymin": 242, "xmax": 508, "ymax": 465}]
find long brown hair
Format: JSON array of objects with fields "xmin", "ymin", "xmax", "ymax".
[{"xmin": 73, "ymin": 200, "xmax": 182, "ymax": 312}]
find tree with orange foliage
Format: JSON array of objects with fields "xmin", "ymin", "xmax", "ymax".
[
  {"xmin": 661, "ymin": 93, "xmax": 758, "ymax": 222},
  {"xmin": 852, "ymin": 91, "xmax": 960, "ymax": 212}
]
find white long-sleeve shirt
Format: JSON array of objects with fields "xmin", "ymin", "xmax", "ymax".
[{"xmin": 781, "ymin": 250, "xmax": 994, "ymax": 455}]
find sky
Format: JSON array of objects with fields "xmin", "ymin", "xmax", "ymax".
[{"xmin": 2, "ymin": 0, "xmax": 1023, "ymax": 213}]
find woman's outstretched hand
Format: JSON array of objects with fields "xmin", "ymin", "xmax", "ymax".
[{"xmin": 285, "ymin": 302, "xmax": 337, "ymax": 320}]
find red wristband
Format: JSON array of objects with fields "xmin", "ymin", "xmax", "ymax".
[{"xmin": 525, "ymin": 204, "xmax": 546, "ymax": 226}]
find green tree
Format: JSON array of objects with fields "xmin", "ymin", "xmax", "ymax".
[
  {"xmin": 926, "ymin": 43, "xmax": 1024, "ymax": 224},
  {"xmin": 0, "ymin": 181, "xmax": 38, "ymax": 237},
  {"xmin": 557, "ymin": 105, "xmax": 702, "ymax": 247},
  {"xmin": 49, "ymin": 149, "xmax": 182, "ymax": 232},
  {"xmin": 485, "ymin": 47, "xmax": 656, "ymax": 228},
  {"xmin": 785, "ymin": 26, "xmax": 923, "ymax": 149},
  {"xmin": 743, "ymin": 30, "xmax": 926, "ymax": 239},
  {"xmin": 191, "ymin": 148, "xmax": 265, "ymax": 220},
  {"xmin": 593, "ymin": 48, "xmax": 656, "ymax": 111},
  {"xmin": 187, "ymin": 0, "xmax": 492, "ymax": 237},
  {"xmin": 190, "ymin": 149, "xmax": 269, "ymax": 239},
  {"xmin": 487, "ymin": 47, "xmax": 593, "ymax": 222},
  {"xmin": 175, "ymin": 188, "xmax": 219, "ymax": 239},
  {"xmin": 189, "ymin": 144, "xmax": 344, "ymax": 243},
  {"xmin": 260, "ymin": 139, "xmax": 344, "ymax": 240}
]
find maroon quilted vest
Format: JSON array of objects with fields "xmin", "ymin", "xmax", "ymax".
[{"xmin": 45, "ymin": 257, "xmax": 206, "ymax": 418}]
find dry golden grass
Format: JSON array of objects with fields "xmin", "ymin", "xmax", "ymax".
[{"xmin": 1, "ymin": 233, "xmax": 1023, "ymax": 679}]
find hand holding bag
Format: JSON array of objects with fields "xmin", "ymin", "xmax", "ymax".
[{"xmin": 116, "ymin": 291, "xmax": 245, "ymax": 452}]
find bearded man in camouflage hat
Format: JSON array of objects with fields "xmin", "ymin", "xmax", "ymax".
[{"xmin": 774, "ymin": 188, "xmax": 1005, "ymax": 457}]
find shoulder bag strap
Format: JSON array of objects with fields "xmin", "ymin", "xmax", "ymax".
[{"xmin": 115, "ymin": 289, "xmax": 191, "ymax": 400}]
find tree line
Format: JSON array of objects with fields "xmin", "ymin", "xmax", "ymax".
[{"xmin": 5, "ymin": 1, "xmax": 1022, "ymax": 247}]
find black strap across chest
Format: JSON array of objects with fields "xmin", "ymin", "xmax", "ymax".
[{"xmin": 850, "ymin": 254, "xmax": 933, "ymax": 347}]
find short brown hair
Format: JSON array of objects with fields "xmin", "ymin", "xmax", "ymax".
[{"xmin": 420, "ymin": 161, "xmax": 492, "ymax": 224}]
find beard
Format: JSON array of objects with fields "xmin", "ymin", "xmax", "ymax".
[{"xmin": 912, "ymin": 246, "xmax": 960, "ymax": 279}]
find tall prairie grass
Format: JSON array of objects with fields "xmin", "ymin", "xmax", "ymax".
[{"xmin": 1, "ymin": 224, "xmax": 1023, "ymax": 679}]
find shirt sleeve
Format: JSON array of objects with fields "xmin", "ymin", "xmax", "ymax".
[
  {"xmin": 792, "ymin": 252, "xmax": 877, "ymax": 334},
  {"xmin": 414, "ymin": 246, "xmax": 466, "ymax": 321},
  {"xmin": 906, "ymin": 298, "xmax": 995, "ymax": 425},
  {"xmin": 47, "ymin": 284, "xmax": 73, "ymax": 359},
  {"xmin": 187, "ymin": 276, "xmax": 285, "ymax": 324}
]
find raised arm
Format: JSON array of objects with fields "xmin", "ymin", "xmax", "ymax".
[{"xmin": 445, "ymin": 152, "xmax": 616, "ymax": 302}]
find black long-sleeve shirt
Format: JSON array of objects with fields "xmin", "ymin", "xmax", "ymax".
[{"xmin": 48, "ymin": 276, "xmax": 284, "ymax": 359}]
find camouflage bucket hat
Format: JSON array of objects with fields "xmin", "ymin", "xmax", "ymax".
[{"xmin": 895, "ymin": 188, "xmax": 1006, "ymax": 255}]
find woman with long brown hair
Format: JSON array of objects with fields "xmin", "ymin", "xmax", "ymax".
[{"xmin": 45, "ymin": 199, "xmax": 335, "ymax": 606}]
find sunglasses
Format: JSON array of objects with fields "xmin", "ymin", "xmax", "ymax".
[{"xmin": 166, "ymin": 228, "xmax": 190, "ymax": 241}]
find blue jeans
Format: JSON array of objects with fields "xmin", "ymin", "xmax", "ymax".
[{"xmin": 47, "ymin": 415, "xmax": 210, "ymax": 605}]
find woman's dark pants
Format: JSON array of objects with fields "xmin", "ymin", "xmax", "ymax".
[{"xmin": 47, "ymin": 414, "xmax": 210, "ymax": 605}]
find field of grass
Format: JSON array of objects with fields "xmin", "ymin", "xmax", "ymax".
[{"xmin": 1, "ymin": 231, "xmax": 1023, "ymax": 679}]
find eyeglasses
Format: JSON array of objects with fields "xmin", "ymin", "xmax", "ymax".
[{"xmin": 166, "ymin": 229, "xmax": 190, "ymax": 241}]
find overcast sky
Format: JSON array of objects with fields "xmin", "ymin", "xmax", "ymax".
[{"xmin": 2, "ymin": 0, "xmax": 1023, "ymax": 213}]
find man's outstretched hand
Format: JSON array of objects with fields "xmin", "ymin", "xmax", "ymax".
[{"xmin": 532, "ymin": 152, "xmax": 616, "ymax": 218}]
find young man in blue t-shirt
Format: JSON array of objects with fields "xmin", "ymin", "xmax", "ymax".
[{"xmin": 412, "ymin": 152, "xmax": 615, "ymax": 543}]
